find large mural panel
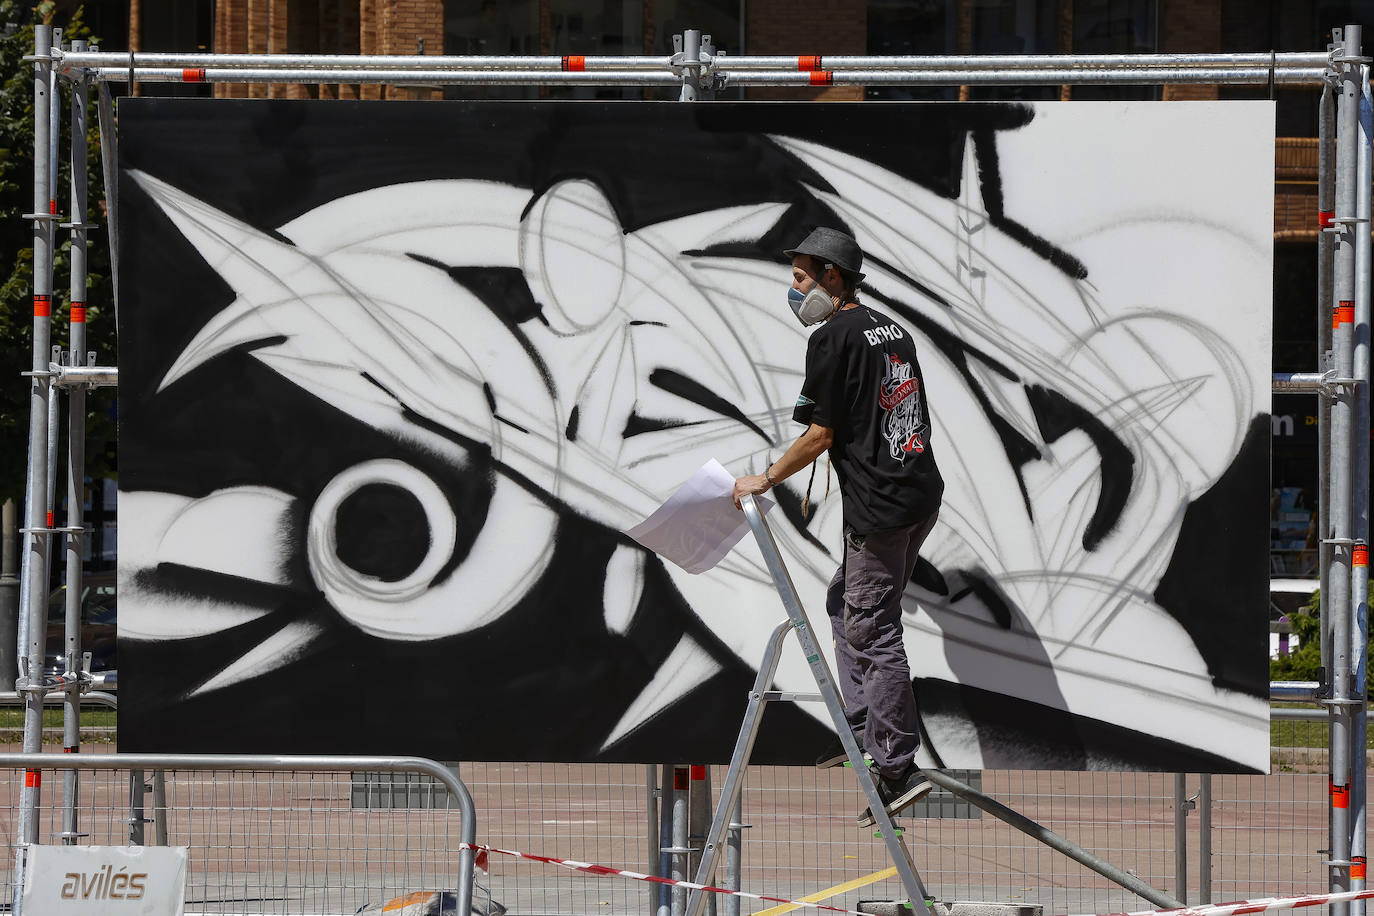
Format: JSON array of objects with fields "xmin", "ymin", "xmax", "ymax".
[{"xmin": 117, "ymin": 99, "xmax": 1274, "ymax": 771}]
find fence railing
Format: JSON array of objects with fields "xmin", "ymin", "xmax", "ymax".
[
  {"xmin": 0, "ymin": 753, "xmax": 478, "ymax": 916},
  {"xmin": 0, "ymin": 716, "xmax": 1345, "ymax": 915},
  {"xmin": 461, "ymin": 760, "xmax": 1338, "ymax": 916}
]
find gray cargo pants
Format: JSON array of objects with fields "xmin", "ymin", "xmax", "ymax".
[{"xmin": 825, "ymin": 512, "xmax": 938, "ymax": 780}]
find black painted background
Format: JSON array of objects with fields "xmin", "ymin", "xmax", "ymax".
[{"xmin": 117, "ymin": 100, "xmax": 1269, "ymax": 770}]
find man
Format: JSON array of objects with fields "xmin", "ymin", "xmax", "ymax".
[{"xmin": 732, "ymin": 227, "xmax": 944, "ymax": 826}]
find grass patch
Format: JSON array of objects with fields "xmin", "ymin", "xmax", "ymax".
[
  {"xmin": 0, "ymin": 707, "xmax": 116, "ymax": 731},
  {"xmin": 1271, "ymin": 705, "xmax": 1374, "ymax": 748}
]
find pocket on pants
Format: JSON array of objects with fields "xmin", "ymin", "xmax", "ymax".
[
  {"xmin": 842, "ymin": 584, "xmax": 888, "ymax": 651},
  {"xmin": 844, "ymin": 582, "xmax": 889, "ymax": 610}
]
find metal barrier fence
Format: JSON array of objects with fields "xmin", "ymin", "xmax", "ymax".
[
  {"xmin": 440, "ymin": 758, "xmax": 1340, "ymax": 916},
  {"xmin": 1210, "ymin": 715, "xmax": 1338, "ymax": 911},
  {"xmin": 456, "ymin": 734, "xmax": 1342, "ymax": 916},
  {"xmin": 0, "ymin": 753, "xmax": 478, "ymax": 916},
  {"xmin": 0, "ymin": 715, "xmax": 1347, "ymax": 915}
]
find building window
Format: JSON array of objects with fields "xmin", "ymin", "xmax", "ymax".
[
  {"xmin": 1220, "ymin": 1, "xmax": 1374, "ymax": 138},
  {"xmin": 868, "ymin": 0, "xmax": 1061, "ymax": 100},
  {"xmin": 1070, "ymin": 0, "xmax": 1157, "ymax": 99},
  {"xmin": 132, "ymin": 0, "xmax": 215, "ymax": 97},
  {"xmin": 869, "ymin": 0, "xmax": 955, "ymax": 58},
  {"xmin": 445, "ymin": 0, "xmax": 539, "ymax": 56},
  {"xmin": 867, "ymin": 0, "xmax": 955, "ymax": 98},
  {"xmin": 1271, "ymin": 242, "xmax": 1320, "ymax": 575},
  {"xmin": 552, "ymin": 0, "xmax": 645, "ymax": 56},
  {"xmin": 972, "ymin": 0, "xmax": 1058, "ymax": 54},
  {"xmin": 968, "ymin": 0, "xmax": 1060, "ymax": 99},
  {"xmin": 1073, "ymin": 0, "xmax": 1154, "ymax": 53},
  {"xmin": 443, "ymin": 0, "xmax": 537, "ymax": 98}
]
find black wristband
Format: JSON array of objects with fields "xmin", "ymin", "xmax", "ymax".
[{"xmin": 764, "ymin": 469, "xmax": 777, "ymax": 487}]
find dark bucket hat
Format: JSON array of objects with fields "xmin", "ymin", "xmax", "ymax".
[{"xmin": 783, "ymin": 227, "xmax": 866, "ymax": 281}]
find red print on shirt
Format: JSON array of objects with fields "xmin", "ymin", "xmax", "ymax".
[{"xmin": 880, "ymin": 354, "xmax": 926, "ymax": 460}]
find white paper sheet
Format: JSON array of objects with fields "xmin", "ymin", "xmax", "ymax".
[{"xmin": 625, "ymin": 459, "xmax": 774, "ymax": 574}]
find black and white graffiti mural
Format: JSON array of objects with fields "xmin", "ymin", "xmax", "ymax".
[{"xmin": 118, "ymin": 99, "xmax": 1273, "ymax": 771}]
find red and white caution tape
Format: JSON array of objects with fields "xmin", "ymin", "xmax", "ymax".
[
  {"xmin": 1073, "ymin": 889, "xmax": 1374, "ymax": 916},
  {"xmin": 460, "ymin": 843, "xmax": 873, "ymax": 915},
  {"xmin": 463, "ymin": 843, "xmax": 1374, "ymax": 916}
]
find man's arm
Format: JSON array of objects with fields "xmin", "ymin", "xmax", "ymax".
[{"xmin": 731, "ymin": 423, "xmax": 834, "ymax": 509}]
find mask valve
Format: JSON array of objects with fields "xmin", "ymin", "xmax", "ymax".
[{"xmin": 788, "ymin": 285, "xmax": 837, "ymax": 326}]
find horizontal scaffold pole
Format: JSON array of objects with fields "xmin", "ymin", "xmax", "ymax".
[
  {"xmin": 724, "ymin": 67, "xmax": 1327, "ymax": 86},
  {"xmin": 54, "ymin": 48, "xmax": 1334, "ymax": 88},
  {"xmin": 79, "ymin": 65, "xmax": 1330, "ymax": 88},
  {"xmin": 93, "ymin": 67, "xmax": 684, "ymax": 86},
  {"xmin": 59, "ymin": 49, "xmax": 1329, "ymax": 73}
]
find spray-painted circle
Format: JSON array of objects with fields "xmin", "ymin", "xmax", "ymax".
[
  {"xmin": 519, "ymin": 179, "xmax": 626, "ymax": 333},
  {"xmin": 307, "ymin": 459, "xmax": 457, "ymax": 615}
]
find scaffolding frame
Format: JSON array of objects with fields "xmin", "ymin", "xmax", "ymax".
[{"xmin": 18, "ymin": 23, "xmax": 1371, "ymax": 916}]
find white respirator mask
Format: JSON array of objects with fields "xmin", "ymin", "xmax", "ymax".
[{"xmin": 788, "ymin": 278, "xmax": 838, "ymax": 327}]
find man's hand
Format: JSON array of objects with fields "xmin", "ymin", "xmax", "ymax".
[
  {"xmin": 732, "ymin": 474, "xmax": 771, "ymax": 510},
  {"xmin": 730, "ymin": 423, "xmax": 833, "ymax": 510}
]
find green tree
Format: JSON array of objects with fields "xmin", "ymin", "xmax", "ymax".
[
  {"xmin": 0, "ymin": 1, "xmax": 117, "ymax": 511},
  {"xmin": 1270, "ymin": 581, "xmax": 1374, "ymax": 700}
]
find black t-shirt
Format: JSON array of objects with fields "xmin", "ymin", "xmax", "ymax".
[{"xmin": 792, "ymin": 304, "xmax": 944, "ymax": 534}]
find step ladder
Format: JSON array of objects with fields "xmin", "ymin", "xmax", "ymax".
[{"xmin": 684, "ymin": 494, "xmax": 934, "ymax": 916}]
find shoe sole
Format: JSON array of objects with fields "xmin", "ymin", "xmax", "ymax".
[
  {"xmin": 816, "ymin": 751, "xmax": 873, "ymax": 769},
  {"xmin": 856, "ymin": 779, "xmax": 934, "ymax": 827}
]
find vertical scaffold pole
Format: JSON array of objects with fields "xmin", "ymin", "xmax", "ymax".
[
  {"xmin": 672, "ymin": 765, "xmax": 690, "ymax": 916},
  {"xmin": 42, "ymin": 32, "xmax": 61, "ymax": 549},
  {"xmin": 14, "ymin": 23, "xmax": 56, "ymax": 916},
  {"xmin": 664, "ymin": 44, "xmax": 699, "ymax": 916},
  {"xmin": 61, "ymin": 39, "xmax": 91, "ymax": 847},
  {"xmin": 688, "ymin": 765, "xmax": 717, "ymax": 916},
  {"xmin": 128, "ymin": 769, "xmax": 145, "ymax": 845},
  {"xmin": 658, "ymin": 762, "xmax": 673, "ymax": 916},
  {"xmin": 1350, "ymin": 59, "xmax": 1373, "ymax": 916},
  {"xmin": 1320, "ymin": 75, "xmax": 1336, "ymax": 667},
  {"xmin": 43, "ymin": 374, "xmax": 57, "ymax": 586},
  {"xmin": 724, "ymin": 791, "xmax": 744, "ymax": 916},
  {"xmin": 1173, "ymin": 774, "xmax": 1188, "ymax": 904},
  {"xmin": 1199, "ymin": 774, "xmax": 1212, "ymax": 904},
  {"xmin": 679, "ymin": 29, "xmax": 701, "ymax": 102},
  {"xmin": 1329, "ymin": 25, "xmax": 1361, "ymax": 916},
  {"xmin": 151, "ymin": 771, "xmax": 168, "ymax": 846},
  {"xmin": 647, "ymin": 765, "xmax": 660, "ymax": 916}
]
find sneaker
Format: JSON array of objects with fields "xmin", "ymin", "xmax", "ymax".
[
  {"xmin": 815, "ymin": 731, "xmax": 871, "ymax": 769},
  {"xmin": 856, "ymin": 763, "xmax": 933, "ymax": 827}
]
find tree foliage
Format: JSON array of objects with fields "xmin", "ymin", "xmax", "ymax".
[
  {"xmin": 1270, "ymin": 581, "xmax": 1374, "ymax": 700},
  {"xmin": 0, "ymin": 0, "xmax": 117, "ymax": 510}
]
